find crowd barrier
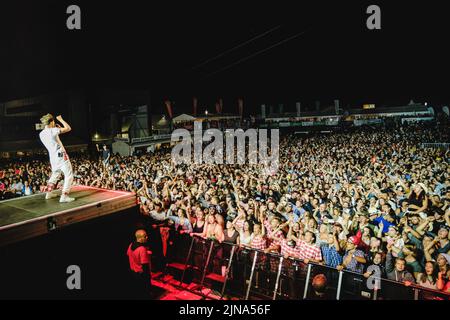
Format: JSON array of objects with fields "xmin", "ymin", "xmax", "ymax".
[
  {"xmin": 153, "ymin": 234, "xmax": 450, "ymax": 300},
  {"xmin": 420, "ymin": 143, "xmax": 450, "ymax": 149}
]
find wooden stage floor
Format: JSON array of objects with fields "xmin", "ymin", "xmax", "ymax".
[{"xmin": 0, "ymin": 185, "xmax": 137, "ymax": 246}]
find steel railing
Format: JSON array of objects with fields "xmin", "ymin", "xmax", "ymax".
[
  {"xmin": 420, "ymin": 143, "xmax": 450, "ymax": 149},
  {"xmin": 156, "ymin": 235, "xmax": 450, "ymax": 300}
]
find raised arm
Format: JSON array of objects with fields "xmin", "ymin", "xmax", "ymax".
[
  {"xmin": 333, "ymin": 230, "xmax": 341, "ymax": 252},
  {"xmin": 232, "ymin": 208, "xmax": 245, "ymax": 226},
  {"xmin": 287, "ymin": 224, "xmax": 293, "ymax": 240},
  {"xmin": 424, "ymin": 236, "xmax": 439, "ymax": 252},
  {"xmin": 414, "ymin": 217, "xmax": 431, "ymax": 237},
  {"xmin": 56, "ymin": 115, "xmax": 71, "ymax": 134},
  {"xmin": 184, "ymin": 205, "xmax": 192, "ymax": 222},
  {"xmin": 385, "ymin": 250, "xmax": 395, "ymax": 274},
  {"xmin": 444, "ymin": 208, "xmax": 450, "ymax": 227},
  {"xmin": 424, "ymin": 247, "xmax": 434, "ymax": 262},
  {"xmin": 437, "ymin": 271, "xmax": 446, "ymax": 290},
  {"xmin": 376, "ymin": 221, "xmax": 384, "ymax": 239}
]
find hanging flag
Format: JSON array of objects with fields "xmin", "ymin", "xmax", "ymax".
[
  {"xmin": 219, "ymin": 98, "xmax": 223, "ymax": 113},
  {"xmin": 238, "ymin": 98, "xmax": 244, "ymax": 118},
  {"xmin": 164, "ymin": 100, "xmax": 173, "ymax": 119},
  {"xmin": 215, "ymin": 102, "xmax": 221, "ymax": 114},
  {"xmin": 193, "ymin": 97, "xmax": 198, "ymax": 116}
]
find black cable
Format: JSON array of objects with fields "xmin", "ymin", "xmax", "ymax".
[
  {"xmin": 190, "ymin": 25, "xmax": 282, "ymax": 71},
  {"xmin": 202, "ymin": 27, "xmax": 310, "ymax": 79}
]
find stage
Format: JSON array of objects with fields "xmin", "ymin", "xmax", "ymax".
[{"xmin": 0, "ymin": 185, "xmax": 137, "ymax": 246}]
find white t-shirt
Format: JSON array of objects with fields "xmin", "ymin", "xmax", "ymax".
[
  {"xmin": 39, "ymin": 127, "xmax": 65, "ymax": 168},
  {"xmin": 240, "ymin": 232, "xmax": 253, "ymax": 246},
  {"xmin": 150, "ymin": 210, "xmax": 167, "ymax": 221},
  {"xmin": 24, "ymin": 186, "xmax": 33, "ymax": 196}
]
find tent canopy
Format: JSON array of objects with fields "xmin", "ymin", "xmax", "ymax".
[
  {"xmin": 156, "ymin": 117, "xmax": 169, "ymax": 128},
  {"xmin": 172, "ymin": 113, "xmax": 196, "ymax": 123}
]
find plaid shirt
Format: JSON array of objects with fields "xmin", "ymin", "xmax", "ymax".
[
  {"xmin": 280, "ymin": 239, "xmax": 301, "ymax": 259},
  {"xmin": 343, "ymin": 249, "xmax": 365, "ymax": 273},
  {"xmin": 297, "ymin": 240, "xmax": 322, "ymax": 261},
  {"xmin": 321, "ymin": 245, "xmax": 343, "ymax": 268},
  {"xmin": 251, "ymin": 235, "xmax": 267, "ymax": 250},
  {"xmin": 264, "ymin": 219, "xmax": 272, "ymax": 233},
  {"xmin": 264, "ymin": 219, "xmax": 285, "ymax": 247}
]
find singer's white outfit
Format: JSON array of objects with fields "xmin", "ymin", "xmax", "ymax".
[{"xmin": 39, "ymin": 127, "xmax": 73, "ymax": 195}]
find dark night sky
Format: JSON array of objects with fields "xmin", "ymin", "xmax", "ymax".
[{"xmin": 1, "ymin": 1, "xmax": 450, "ymax": 112}]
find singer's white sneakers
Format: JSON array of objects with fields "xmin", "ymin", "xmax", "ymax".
[
  {"xmin": 59, "ymin": 195, "xmax": 75, "ymax": 203},
  {"xmin": 45, "ymin": 191, "xmax": 58, "ymax": 200}
]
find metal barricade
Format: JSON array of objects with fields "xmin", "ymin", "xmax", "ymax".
[
  {"xmin": 275, "ymin": 256, "xmax": 308, "ymax": 300},
  {"xmin": 302, "ymin": 263, "xmax": 340, "ymax": 300},
  {"xmin": 243, "ymin": 249, "xmax": 285, "ymax": 300},
  {"xmin": 420, "ymin": 142, "xmax": 450, "ymax": 149},
  {"xmin": 414, "ymin": 286, "xmax": 450, "ymax": 301},
  {"xmin": 160, "ymin": 237, "xmax": 450, "ymax": 300},
  {"xmin": 339, "ymin": 270, "xmax": 369, "ymax": 300}
]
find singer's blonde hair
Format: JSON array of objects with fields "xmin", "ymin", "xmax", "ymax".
[{"xmin": 40, "ymin": 113, "xmax": 54, "ymax": 125}]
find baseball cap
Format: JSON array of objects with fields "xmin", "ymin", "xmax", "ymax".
[
  {"xmin": 347, "ymin": 236, "xmax": 359, "ymax": 244},
  {"xmin": 418, "ymin": 183, "xmax": 429, "ymax": 194},
  {"xmin": 389, "ymin": 225, "xmax": 398, "ymax": 232},
  {"xmin": 439, "ymin": 253, "xmax": 450, "ymax": 264}
]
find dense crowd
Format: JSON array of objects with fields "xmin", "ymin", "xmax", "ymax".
[{"xmin": 1, "ymin": 123, "xmax": 449, "ymax": 296}]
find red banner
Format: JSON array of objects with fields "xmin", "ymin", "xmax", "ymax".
[
  {"xmin": 215, "ymin": 102, "xmax": 221, "ymax": 114},
  {"xmin": 164, "ymin": 100, "xmax": 173, "ymax": 119},
  {"xmin": 219, "ymin": 98, "xmax": 223, "ymax": 113},
  {"xmin": 193, "ymin": 97, "xmax": 198, "ymax": 116},
  {"xmin": 238, "ymin": 98, "xmax": 243, "ymax": 118}
]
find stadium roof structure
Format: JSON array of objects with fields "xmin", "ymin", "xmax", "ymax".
[
  {"xmin": 194, "ymin": 114, "xmax": 241, "ymax": 122},
  {"xmin": 172, "ymin": 114, "xmax": 196, "ymax": 123},
  {"xmin": 263, "ymin": 102, "xmax": 432, "ymax": 120},
  {"xmin": 348, "ymin": 103, "xmax": 429, "ymax": 116}
]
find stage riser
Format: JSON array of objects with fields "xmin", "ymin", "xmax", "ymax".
[
  {"xmin": 0, "ymin": 186, "xmax": 137, "ymax": 246},
  {"xmin": 0, "ymin": 198, "xmax": 135, "ymax": 246}
]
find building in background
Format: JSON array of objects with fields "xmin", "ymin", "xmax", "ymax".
[{"xmin": 0, "ymin": 90, "xmax": 89, "ymax": 159}]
